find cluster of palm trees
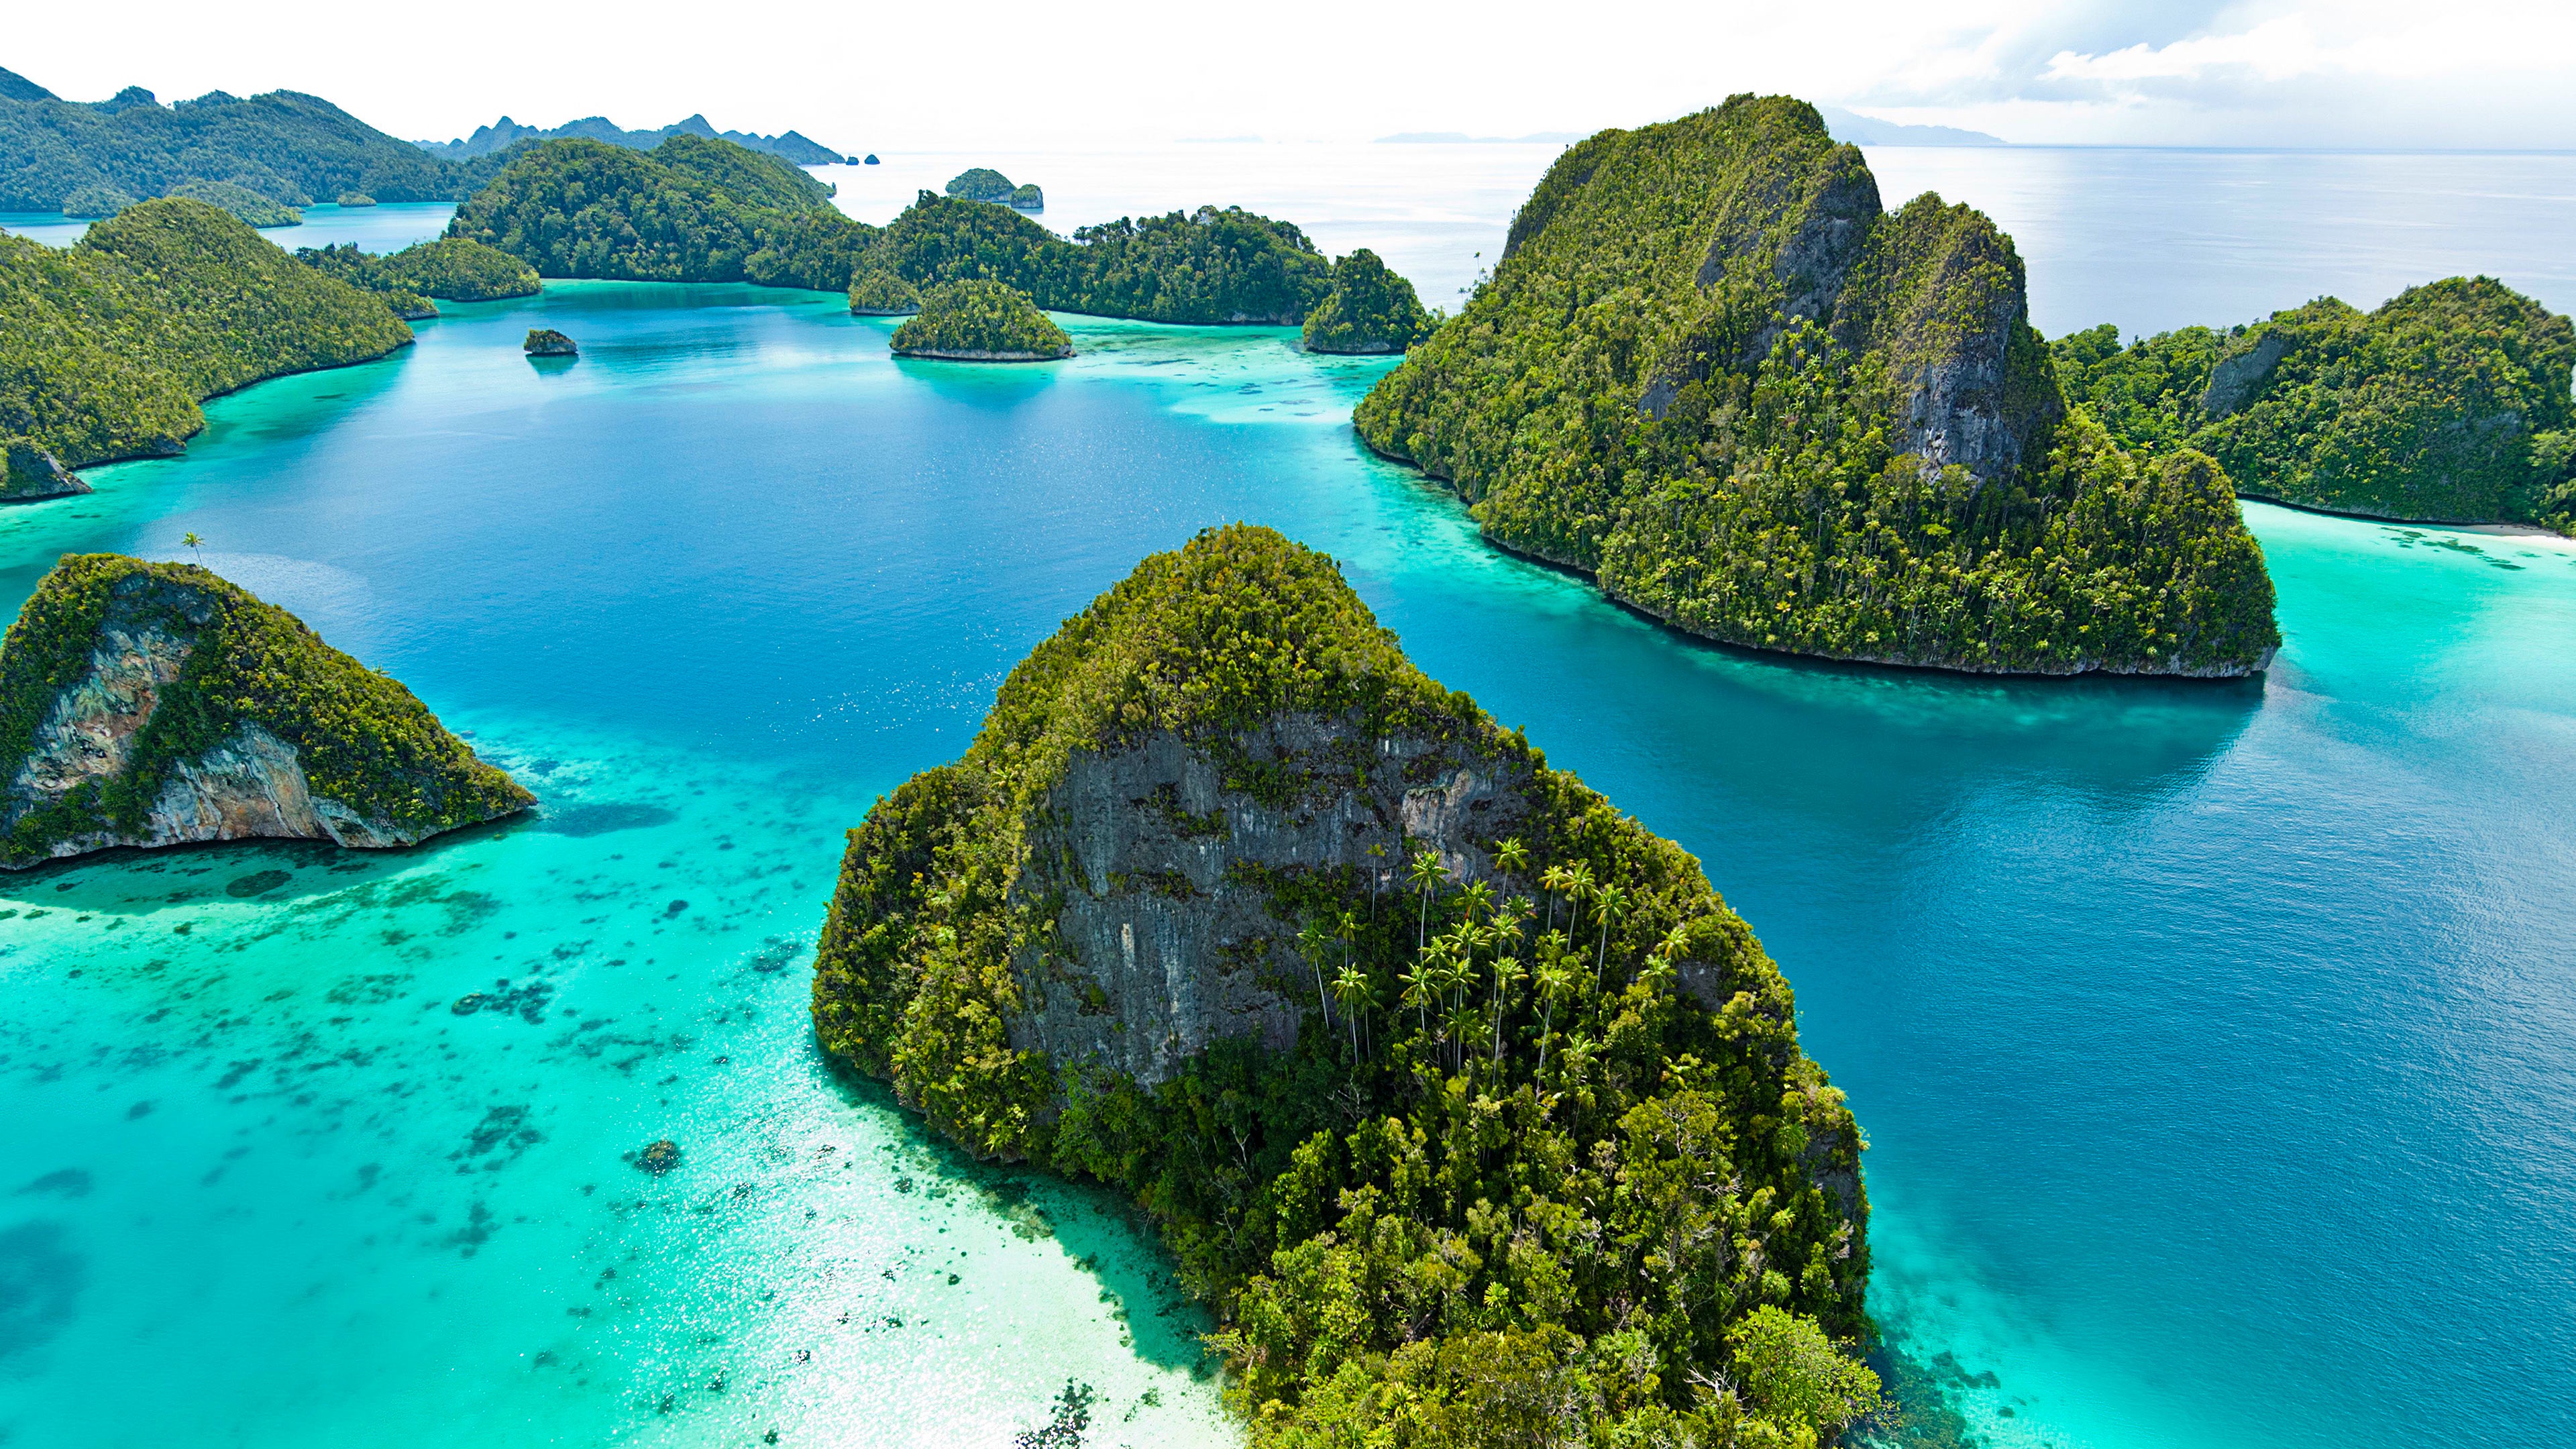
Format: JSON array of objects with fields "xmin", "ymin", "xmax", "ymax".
[{"xmin": 1293, "ymin": 836, "xmax": 1695, "ymax": 1083}]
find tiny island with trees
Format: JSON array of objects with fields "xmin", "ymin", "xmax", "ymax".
[{"xmin": 889, "ymin": 278, "xmax": 1072, "ymax": 360}]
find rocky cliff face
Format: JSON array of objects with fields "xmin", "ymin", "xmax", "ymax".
[
  {"xmin": 1, "ymin": 439, "xmax": 89, "ymax": 502},
  {"xmin": 1008, "ymin": 716, "xmax": 1537, "ymax": 1086},
  {"xmin": 1, "ymin": 555, "xmax": 531, "ymax": 868}
]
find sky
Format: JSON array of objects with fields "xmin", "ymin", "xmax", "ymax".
[{"xmin": 8, "ymin": 0, "xmax": 2573, "ymax": 151}]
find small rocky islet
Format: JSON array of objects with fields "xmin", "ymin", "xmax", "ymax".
[
  {"xmin": 888, "ymin": 279, "xmax": 1070, "ymax": 361},
  {"xmin": 523, "ymin": 327, "xmax": 577, "ymax": 356},
  {"xmin": 0, "ymin": 554, "xmax": 531, "ymax": 869}
]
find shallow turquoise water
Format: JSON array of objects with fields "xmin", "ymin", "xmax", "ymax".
[
  {"xmin": 1, "ymin": 282, "xmax": 2571, "ymax": 1449},
  {"xmin": 0, "ymin": 201, "xmax": 456, "ymax": 252}
]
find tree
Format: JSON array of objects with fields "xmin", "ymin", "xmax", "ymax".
[
  {"xmin": 1534, "ymin": 959, "xmax": 1574, "ymax": 1077},
  {"xmin": 1489, "ymin": 954, "xmax": 1525, "ymax": 1064},
  {"xmin": 1591, "ymin": 881, "xmax": 1631, "ymax": 991},
  {"xmin": 1725, "ymin": 1307, "xmax": 1884, "ymax": 1443},
  {"xmin": 1407, "ymin": 847, "xmax": 1448, "ymax": 950},
  {"xmin": 1298, "ymin": 918, "xmax": 1336, "ymax": 1027},
  {"xmin": 1495, "ymin": 837, "xmax": 1529, "ymax": 877},
  {"xmin": 1330, "ymin": 963, "xmax": 1373, "ymax": 1063},
  {"xmin": 181, "ymin": 531, "xmax": 203, "ymax": 564}
]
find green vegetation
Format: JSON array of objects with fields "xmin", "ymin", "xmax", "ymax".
[
  {"xmin": 0, "ymin": 199, "xmax": 413, "ymax": 468},
  {"xmin": 336, "ymin": 192, "xmax": 375, "ymax": 206},
  {"xmin": 1302, "ymin": 248, "xmax": 1435, "ymax": 355},
  {"xmin": 947, "ymin": 167, "xmax": 1042, "ymax": 210},
  {"xmin": 847, "ymin": 270, "xmax": 920, "ymax": 315},
  {"xmin": 0, "ymin": 554, "xmax": 532, "ymax": 867},
  {"xmin": 163, "ymin": 178, "xmax": 301, "ymax": 227},
  {"xmin": 1354, "ymin": 96, "xmax": 2278, "ymax": 677},
  {"xmin": 452, "ymin": 143, "xmax": 1369, "ymax": 327},
  {"xmin": 60, "ymin": 182, "xmax": 133, "ymax": 217},
  {"xmin": 890, "ymin": 280, "xmax": 1071, "ymax": 359},
  {"xmin": 0, "ymin": 71, "xmax": 516, "ymax": 211},
  {"xmin": 523, "ymin": 328, "xmax": 577, "ymax": 356},
  {"xmin": 2054, "ymin": 277, "xmax": 2576, "ymax": 534},
  {"xmin": 425, "ymin": 113, "xmax": 851, "ymax": 167},
  {"xmin": 445, "ymin": 136, "xmax": 873, "ymax": 291},
  {"xmin": 1, "ymin": 437, "xmax": 87, "ymax": 501},
  {"xmin": 813, "ymin": 524, "xmax": 1877, "ymax": 1448},
  {"xmin": 297, "ymin": 237, "xmax": 541, "ymax": 302},
  {"xmin": 870, "ymin": 193, "xmax": 1336, "ymax": 325}
]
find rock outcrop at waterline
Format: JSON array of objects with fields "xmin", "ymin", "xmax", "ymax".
[
  {"xmin": 1356, "ymin": 95, "xmax": 2282, "ymax": 678},
  {"xmin": 811, "ymin": 524, "xmax": 1880, "ymax": 1445},
  {"xmin": 1, "ymin": 439, "xmax": 89, "ymax": 502},
  {"xmin": 1, "ymin": 555, "xmax": 531, "ymax": 867},
  {"xmin": 523, "ymin": 327, "xmax": 576, "ymax": 356}
]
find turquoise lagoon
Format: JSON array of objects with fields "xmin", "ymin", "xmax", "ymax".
[{"xmin": 1, "ymin": 279, "xmax": 2572, "ymax": 1449}]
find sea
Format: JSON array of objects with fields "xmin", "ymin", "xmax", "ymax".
[{"xmin": 1, "ymin": 141, "xmax": 2571, "ymax": 1449}]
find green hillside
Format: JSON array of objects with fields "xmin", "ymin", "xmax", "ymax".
[
  {"xmin": 1355, "ymin": 96, "xmax": 2280, "ymax": 678},
  {"xmin": 2055, "ymin": 277, "xmax": 2576, "ymax": 534},
  {"xmin": 0, "ymin": 199, "xmax": 412, "ymax": 468}
]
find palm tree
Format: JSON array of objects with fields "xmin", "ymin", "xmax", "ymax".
[
  {"xmin": 1592, "ymin": 882, "xmax": 1630, "ymax": 992},
  {"xmin": 1534, "ymin": 961, "xmax": 1574, "ymax": 1076},
  {"xmin": 1366, "ymin": 843, "xmax": 1387, "ymax": 918},
  {"xmin": 1406, "ymin": 848, "xmax": 1447, "ymax": 951},
  {"xmin": 1397, "ymin": 959, "xmax": 1434, "ymax": 1034},
  {"xmin": 1456, "ymin": 879, "xmax": 1495, "ymax": 928},
  {"xmin": 1297, "ymin": 919, "xmax": 1335, "ymax": 1027},
  {"xmin": 1330, "ymin": 964, "xmax": 1371, "ymax": 1063},
  {"xmin": 181, "ymin": 532, "xmax": 203, "ymax": 564},
  {"xmin": 1495, "ymin": 837, "xmax": 1529, "ymax": 878},
  {"xmin": 1489, "ymin": 954, "xmax": 1525, "ymax": 1064},
  {"xmin": 1539, "ymin": 864, "xmax": 1569, "ymax": 931},
  {"xmin": 1562, "ymin": 861, "xmax": 1597, "ymax": 938}
]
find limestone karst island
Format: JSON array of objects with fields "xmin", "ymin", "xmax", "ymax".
[{"xmin": 1, "ymin": 33, "xmax": 2571, "ymax": 1449}]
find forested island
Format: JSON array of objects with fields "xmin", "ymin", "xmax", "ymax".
[
  {"xmin": 0, "ymin": 199, "xmax": 413, "ymax": 470},
  {"xmin": 889, "ymin": 280, "xmax": 1071, "ymax": 360},
  {"xmin": 945, "ymin": 167, "xmax": 1043, "ymax": 210},
  {"xmin": 2054, "ymin": 278, "xmax": 2576, "ymax": 535},
  {"xmin": 297, "ymin": 237, "xmax": 541, "ymax": 302},
  {"xmin": 0, "ymin": 554, "xmax": 531, "ymax": 868},
  {"xmin": 0, "ymin": 65, "xmax": 515, "ymax": 210},
  {"xmin": 421, "ymin": 112, "xmax": 851, "ymax": 166},
  {"xmin": 443, "ymin": 136, "xmax": 869, "ymax": 292},
  {"xmin": 448, "ymin": 138, "xmax": 1412, "ymax": 331},
  {"xmin": 1300, "ymin": 248, "xmax": 1435, "ymax": 355},
  {"xmin": 1356, "ymin": 96, "xmax": 2281, "ymax": 678},
  {"xmin": 814, "ymin": 524, "xmax": 1878, "ymax": 1447}
]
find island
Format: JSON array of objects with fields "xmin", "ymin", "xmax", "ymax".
[
  {"xmin": 164, "ymin": 178, "xmax": 301, "ymax": 227},
  {"xmin": 445, "ymin": 140, "xmax": 1397, "ymax": 330},
  {"xmin": 812, "ymin": 524, "xmax": 1880, "ymax": 1445},
  {"xmin": 336, "ymin": 191, "xmax": 375, "ymax": 206},
  {"xmin": 0, "ymin": 198, "xmax": 414, "ymax": 471},
  {"xmin": 1301, "ymin": 247, "xmax": 1435, "ymax": 354},
  {"xmin": 444, "ymin": 136, "xmax": 869, "ymax": 292},
  {"xmin": 945, "ymin": 167, "xmax": 1042, "ymax": 211},
  {"xmin": 419, "ymin": 112, "xmax": 852, "ymax": 168},
  {"xmin": 297, "ymin": 236, "xmax": 542, "ymax": 302},
  {"xmin": 0, "ymin": 68, "xmax": 514, "ymax": 211},
  {"xmin": 523, "ymin": 328, "xmax": 577, "ymax": 356},
  {"xmin": 862, "ymin": 154, "xmax": 879, "ymax": 166},
  {"xmin": 845, "ymin": 270, "xmax": 920, "ymax": 315},
  {"xmin": 2054, "ymin": 278, "xmax": 2576, "ymax": 535},
  {"xmin": 889, "ymin": 280, "xmax": 1071, "ymax": 360},
  {"xmin": 0, "ymin": 554, "xmax": 532, "ymax": 869},
  {"xmin": 1355, "ymin": 96, "xmax": 2282, "ymax": 678},
  {"xmin": 1, "ymin": 439, "xmax": 89, "ymax": 502}
]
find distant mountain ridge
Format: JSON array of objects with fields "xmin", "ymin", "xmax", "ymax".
[
  {"xmin": 0, "ymin": 64, "xmax": 505, "ymax": 210},
  {"xmin": 420, "ymin": 114, "xmax": 851, "ymax": 166},
  {"xmin": 1815, "ymin": 106, "xmax": 2005, "ymax": 147}
]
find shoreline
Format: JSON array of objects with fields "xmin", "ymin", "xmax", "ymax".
[{"xmin": 1355, "ymin": 428, "xmax": 2275, "ymax": 682}]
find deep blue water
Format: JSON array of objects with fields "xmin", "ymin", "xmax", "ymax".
[{"xmin": 1, "ymin": 155, "xmax": 2573, "ymax": 1448}]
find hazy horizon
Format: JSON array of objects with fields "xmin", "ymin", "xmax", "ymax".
[{"xmin": 9, "ymin": 1, "xmax": 2575, "ymax": 154}]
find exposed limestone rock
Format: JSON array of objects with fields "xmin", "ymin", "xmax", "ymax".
[
  {"xmin": 1, "ymin": 439, "xmax": 90, "ymax": 502},
  {"xmin": 1, "ymin": 555, "xmax": 531, "ymax": 868}
]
